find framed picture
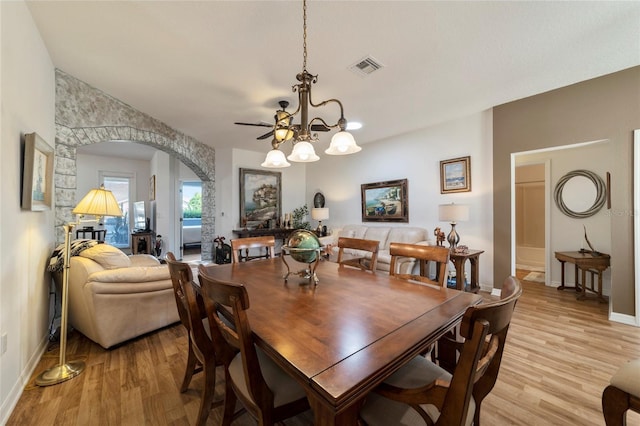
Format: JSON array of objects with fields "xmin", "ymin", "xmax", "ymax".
[
  {"xmin": 440, "ymin": 156, "xmax": 471, "ymax": 193},
  {"xmin": 149, "ymin": 175, "xmax": 156, "ymax": 201},
  {"xmin": 21, "ymin": 132, "xmax": 54, "ymax": 211},
  {"xmin": 361, "ymin": 179, "xmax": 408, "ymax": 222},
  {"xmin": 240, "ymin": 168, "xmax": 281, "ymax": 228}
]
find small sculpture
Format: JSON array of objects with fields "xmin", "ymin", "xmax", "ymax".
[
  {"xmin": 582, "ymin": 225, "xmax": 600, "ymax": 256},
  {"xmin": 434, "ymin": 227, "xmax": 446, "ymax": 247}
]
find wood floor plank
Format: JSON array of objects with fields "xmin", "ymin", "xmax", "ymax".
[{"xmin": 7, "ymin": 272, "xmax": 640, "ymax": 425}]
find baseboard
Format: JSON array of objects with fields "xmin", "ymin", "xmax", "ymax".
[
  {"xmin": 609, "ymin": 312, "xmax": 639, "ymax": 327},
  {"xmin": 0, "ymin": 334, "xmax": 49, "ymax": 425}
]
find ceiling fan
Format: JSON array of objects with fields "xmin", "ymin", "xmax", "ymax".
[{"xmin": 235, "ymin": 100, "xmax": 329, "ymax": 141}]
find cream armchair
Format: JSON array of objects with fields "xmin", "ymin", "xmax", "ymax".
[{"xmin": 65, "ymin": 244, "xmax": 179, "ymax": 348}]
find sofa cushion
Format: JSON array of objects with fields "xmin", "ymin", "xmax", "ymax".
[
  {"xmin": 339, "ymin": 225, "xmax": 368, "ymax": 239},
  {"xmin": 88, "ymin": 265, "xmax": 170, "ymax": 283},
  {"xmin": 385, "ymin": 227, "xmax": 429, "ymax": 249},
  {"xmin": 363, "ymin": 227, "xmax": 391, "ymax": 249},
  {"xmin": 80, "ymin": 244, "xmax": 132, "ymax": 269}
]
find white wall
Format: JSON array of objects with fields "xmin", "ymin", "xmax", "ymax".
[
  {"xmin": 306, "ymin": 110, "xmax": 495, "ymax": 289},
  {"xmin": 215, "ymin": 148, "xmax": 307, "ymax": 242},
  {"xmin": 0, "ymin": 1, "xmax": 56, "ymax": 422}
]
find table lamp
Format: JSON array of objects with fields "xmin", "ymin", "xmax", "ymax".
[
  {"xmin": 36, "ymin": 184, "xmax": 122, "ymax": 386},
  {"xmin": 311, "ymin": 208, "xmax": 329, "ymax": 235},
  {"xmin": 438, "ymin": 203, "xmax": 469, "ymax": 250}
]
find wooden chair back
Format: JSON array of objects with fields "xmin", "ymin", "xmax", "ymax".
[
  {"xmin": 337, "ymin": 237, "xmax": 379, "ymax": 272},
  {"xmin": 197, "ymin": 266, "xmax": 281, "ymax": 421},
  {"xmin": 389, "ymin": 242, "xmax": 450, "ymax": 287},
  {"xmin": 373, "ymin": 276, "xmax": 522, "ymax": 426},
  {"xmin": 167, "ymin": 254, "xmax": 231, "ymax": 425},
  {"xmin": 230, "ymin": 236, "xmax": 276, "ymax": 263}
]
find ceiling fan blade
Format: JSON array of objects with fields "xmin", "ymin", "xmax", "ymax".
[
  {"xmin": 234, "ymin": 122, "xmax": 273, "ymax": 128},
  {"xmin": 257, "ymin": 130, "xmax": 274, "ymax": 140},
  {"xmin": 310, "ymin": 124, "xmax": 330, "ymax": 132}
]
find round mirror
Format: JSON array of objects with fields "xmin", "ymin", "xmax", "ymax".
[{"xmin": 554, "ymin": 170, "xmax": 606, "ymax": 218}]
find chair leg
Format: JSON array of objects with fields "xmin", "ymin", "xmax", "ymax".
[
  {"xmin": 222, "ymin": 374, "xmax": 238, "ymax": 426},
  {"xmin": 181, "ymin": 338, "xmax": 198, "ymax": 392},
  {"xmin": 195, "ymin": 360, "xmax": 217, "ymax": 426},
  {"xmin": 602, "ymin": 385, "xmax": 630, "ymax": 426}
]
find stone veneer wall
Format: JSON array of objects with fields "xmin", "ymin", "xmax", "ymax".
[{"xmin": 54, "ymin": 70, "xmax": 216, "ymax": 261}]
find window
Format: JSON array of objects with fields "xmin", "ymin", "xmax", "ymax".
[{"xmin": 101, "ymin": 173, "xmax": 134, "ymax": 248}]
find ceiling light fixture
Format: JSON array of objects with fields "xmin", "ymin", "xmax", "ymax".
[{"xmin": 261, "ymin": 0, "xmax": 361, "ymax": 169}]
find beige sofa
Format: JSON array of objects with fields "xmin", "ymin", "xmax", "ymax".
[
  {"xmin": 65, "ymin": 244, "xmax": 179, "ymax": 348},
  {"xmin": 322, "ymin": 224, "xmax": 433, "ymax": 274}
]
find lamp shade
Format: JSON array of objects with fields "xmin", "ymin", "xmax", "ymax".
[
  {"xmin": 311, "ymin": 207, "xmax": 329, "ymax": 221},
  {"xmin": 73, "ymin": 184, "xmax": 123, "ymax": 217},
  {"xmin": 261, "ymin": 149, "xmax": 291, "ymax": 168},
  {"xmin": 325, "ymin": 131, "xmax": 361, "ymax": 155},
  {"xmin": 438, "ymin": 203, "xmax": 469, "ymax": 223},
  {"xmin": 288, "ymin": 141, "xmax": 320, "ymax": 162}
]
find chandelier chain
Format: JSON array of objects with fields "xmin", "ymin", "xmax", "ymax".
[{"xmin": 302, "ymin": 0, "xmax": 307, "ymax": 71}]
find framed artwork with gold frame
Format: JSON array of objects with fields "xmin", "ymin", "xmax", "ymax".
[{"xmin": 440, "ymin": 156, "xmax": 471, "ymax": 193}]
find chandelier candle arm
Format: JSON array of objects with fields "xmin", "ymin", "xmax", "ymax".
[{"xmin": 261, "ymin": 0, "xmax": 361, "ymax": 168}]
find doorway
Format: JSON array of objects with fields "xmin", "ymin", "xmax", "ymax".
[
  {"xmin": 181, "ymin": 180, "xmax": 202, "ymax": 261},
  {"xmin": 514, "ymin": 163, "xmax": 547, "ymax": 284}
]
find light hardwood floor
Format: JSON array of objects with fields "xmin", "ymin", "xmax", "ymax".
[{"xmin": 7, "ymin": 272, "xmax": 640, "ymax": 425}]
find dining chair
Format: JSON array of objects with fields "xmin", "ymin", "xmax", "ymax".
[
  {"xmin": 389, "ymin": 242, "xmax": 450, "ymax": 287},
  {"xmin": 230, "ymin": 236, "xmax": 276, "ymax": 263},
  {"xmin": 602, "ymin": 358, "xmax": 640, "ymax": 425},
  {"xmin": 336, "ymin": 236, "xmax": 379, "ymax": 272},
  {"xmin": 197, "ymin": 266, "xmax": 310, "ymax": 426},
  {"xmin": 166, "ymin": 253, "xmax": 231, "ymax": 426},
  {"xmin": 360, "ymin": 276, "xmax": 522, "ymax": 426}
]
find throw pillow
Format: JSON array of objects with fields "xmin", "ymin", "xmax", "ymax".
[
  {"xmin": 47, "ymin": 239, "xmax": 99, "ymax": 272},
  {"xmin": 79, "ymin": 244, "xmax": 132, "ymax": 269}
]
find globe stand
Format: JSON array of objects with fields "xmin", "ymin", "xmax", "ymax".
[{"xmin": 281, "ymin": 246, "xmax": 321, "ymax": 286}]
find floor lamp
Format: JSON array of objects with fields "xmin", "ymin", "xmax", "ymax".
[{"xmin": 36, "ymin": 184, "xmax": 122, "ymax": 386}]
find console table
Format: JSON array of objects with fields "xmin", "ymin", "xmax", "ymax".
[
  {"xmin": 555, "ymin": 251, "xmax": 610, "ymax": 303},
  {"xmin": 76, "ymin": 228, "xmax": 106, "ymax": 242},
  {"xmin": 232, "ymin": 228, "xmax": 294, "ymax": 243},
  {"xmin": 448, "ymin": 249, "xmax": 484, "ymax": 293}
]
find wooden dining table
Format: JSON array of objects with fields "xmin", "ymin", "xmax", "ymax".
[{"xmin": 199, "ymin": 257, "xmax": 482, "ymax": 425}]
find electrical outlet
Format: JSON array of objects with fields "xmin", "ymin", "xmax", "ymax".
[{"xmin": 0, "ymin": 333, "xmax": 7, "ymax": 355}]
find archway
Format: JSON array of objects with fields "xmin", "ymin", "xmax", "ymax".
[{"xmin": 54, "ymin": 70, "xmax": 216, "ymax": 260}]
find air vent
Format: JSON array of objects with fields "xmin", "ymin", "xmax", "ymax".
[{"xmin": 349, "ymin": 56, "xmax": 384, "ymax": 77}]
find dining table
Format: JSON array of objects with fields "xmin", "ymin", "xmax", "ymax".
[{"xmin": 198, "ymin": 257, "xmax": 482, "ymax": 426}]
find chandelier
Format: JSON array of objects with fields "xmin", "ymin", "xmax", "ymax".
[{"xmin": 261, "ymin": 0, "xmax": 361, "ymax": 168}]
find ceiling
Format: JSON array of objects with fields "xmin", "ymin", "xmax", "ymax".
[{"xmin": 26, "ymin": 1, "xmax": 640, "ymax": 160}]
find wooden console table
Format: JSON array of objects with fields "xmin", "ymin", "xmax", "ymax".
[
  {"xmin": 232, "ymin": 228, "xmax": 294, "ymax": 243},
  {"xmin": 555, "ymin": 251, "xmax": 610, "ymax": 303},
  {"xmin": 449, "ymin": 249, "xmax": 484, "ymax": 293}
]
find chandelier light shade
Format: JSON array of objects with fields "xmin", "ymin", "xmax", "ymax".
[
  {"xmin": 325, "ymin": 131, "xmax": 362, "ymax": 155},
  {"xmin": 261, "ymin": 148, "xmax": 291, "ymax": 168},
  {"xmin": 438, "ymin": 203, "xmax": 470, "ymax": 249},
  {"xmin": 36, "ymin": 185, "xmax": 122, "ymax": 386},
  {"xmin": 288, "ymin": 141, "xmax": 320, "ymax": 162},
  {"xmin": 262, "ymin": 0, "xmax": 361, "ymax": 168}
]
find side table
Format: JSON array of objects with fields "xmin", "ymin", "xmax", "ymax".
[
  {"xmin": 449, "ymin": 249, "xmax": 484, "ymax": 293},
  {"xmin": 555, "ymin": 251, "xmax": 610, "ymax": 303}
]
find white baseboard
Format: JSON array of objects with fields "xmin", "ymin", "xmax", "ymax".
[
  {"xmin": 0, "ymin": 334, "xmax": 49, "ymax": 425},
  {"xmin": 609, "ymin": 312, "xmax": 639, "ymax": 327}
]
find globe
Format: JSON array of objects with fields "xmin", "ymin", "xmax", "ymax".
[{"xmin": 286, "ymin": 229, "xmax": 321, "ymax": 263}]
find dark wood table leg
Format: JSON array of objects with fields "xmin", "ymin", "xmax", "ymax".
[
  {"xmin": 452, "ymin": 257, "xmax": 465, "ymax": 291},
  {"xmin": 468, "ymin": 256, "xmax": 479, "ymax": 293},
  {"xmin": 557, "ymin": 260, "xmax": 567, "ymax": 290},
  {"xmin": 577, "ymin": 267, "xmax": 587, "ymax": 300}
]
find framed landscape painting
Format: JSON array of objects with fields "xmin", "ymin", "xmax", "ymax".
[
  {"xmin": 21, "ymin": 132, "xmax": 54, "ymax": 211},
  {"xmin": 239, "ymin": 168, "xmax": 281, "ymax": 228},
  {"xmin": 440, "ymin": 156, "xmax": 471, "ymax": 193},
  {"xmin": 361, "ymin": 179, "xmax": 408, "ymax": 222}
]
